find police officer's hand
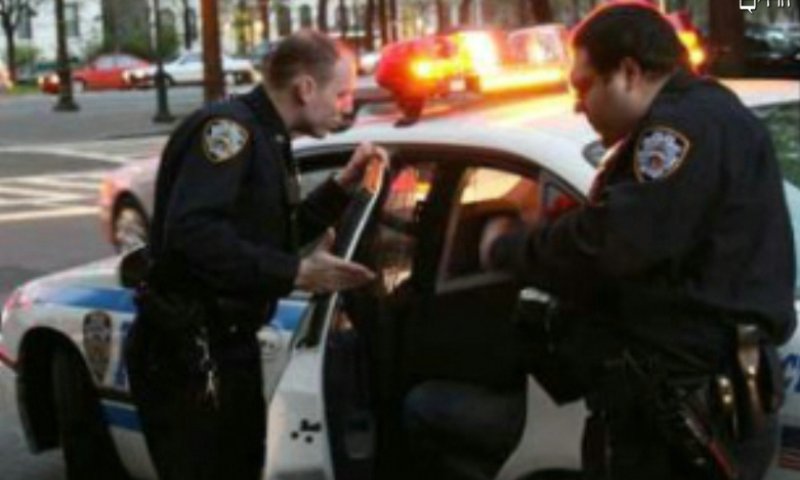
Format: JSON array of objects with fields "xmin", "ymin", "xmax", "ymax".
[
  {"xmin": 295, "ymin": 229, "xmax": 376, "ymax": 294},
  {"xmin": 335, "ymin": 142, "xmax": 389, "ymax": 191},
  {"xmin": 479, "ymin": 216, "xmax": 520, "ymax": 271}
]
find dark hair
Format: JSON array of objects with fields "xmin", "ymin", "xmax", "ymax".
[
  {"xmin": 266, "ymin": 30, "xmax": 351, "ymax": 89},
  {"xmin": 571, "ymin": 1, "xmax": 689, "ymax": 77}
]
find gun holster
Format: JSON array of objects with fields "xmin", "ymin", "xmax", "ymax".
[
  {"xmin": 512, "ymin": 287, "xmax": 585, "ymax": 404},
  {"xmin": 134, "ymin": 284, "xmax": 208, "ymax": 334},
  {"xmin": 727, "ymin": 324, "xmax": 783, "ymax": 439}
]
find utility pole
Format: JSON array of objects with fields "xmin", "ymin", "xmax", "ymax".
[
  {"xmin": 153, "ymin": 0, "xmax": 174, "ymax": 122},
  {"xmin": 53, "ymin": 0, "xmax": 78, "ymax": 111},
  {"xmin": 201, "ymin": 0, "xmax": 224, "ymax": 101}
]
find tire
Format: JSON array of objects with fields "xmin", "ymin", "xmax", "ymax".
[
  {"xmin": 52, "ymin": 348, "xmax": 129, "ymax": 480},
  {"xmin": 112, "ymin": 198, "xmax": 148, "ymax": 253},
  {"xmin": 224, "ymin": 72, "xmax": 236, "ymax": 86}
]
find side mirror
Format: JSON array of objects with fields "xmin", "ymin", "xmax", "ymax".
[{"xmin": 119, "ymin": 246, "xmax": 149, "ymax": 289}]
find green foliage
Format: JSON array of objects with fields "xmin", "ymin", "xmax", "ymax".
[
  {"xmin": 13, "ymin": 44, "xmax": 39, "ymax": 67},
  {"xmin": 84, "ymin": 25, "xmax": 179, "ymax": 61}
]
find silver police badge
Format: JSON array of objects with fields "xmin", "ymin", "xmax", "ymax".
[
  {"xmin": 202, "ymin": 118, "xmax": 250, "ymax": 164},
  {"xmin": 83, "ymin": 310, "xmax": 113, "ymax": 383},
  {"xmin": 634, "ymin": 127, "xmax": 691, "ymax": 182}
]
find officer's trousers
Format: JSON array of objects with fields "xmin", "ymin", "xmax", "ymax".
[
  {"xmin": 125, "ymin": 317, "xmax": 266, "ymax": 480},
  {"xmin": 403, "ymin": 380, "xmax": 527, "ymax": 480},
  {"xmin": 582, "ymin": 392, "xmax": 777, "ymax": 480}
]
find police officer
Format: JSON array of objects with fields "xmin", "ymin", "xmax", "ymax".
[
  {"xmin": 124, "ymin": 31, "xmax": 386, "ymax": 480},
  {"xmin": 481, "ymin": 3, "xmax": 796, "ymax": 480}
]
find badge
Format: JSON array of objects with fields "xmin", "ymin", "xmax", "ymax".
[
  {"xmin": 83, "ymin": 310, "xmax": 113, "ymax": 384},
  {"xmin": 634, "ymin": 127, "xmax": 691, "ymax": 182},
  {"xmin": 202, "ymin": 118, "xmax": 250, "ymax": 164}
]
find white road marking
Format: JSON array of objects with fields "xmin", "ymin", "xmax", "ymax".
[
  {"xmin": 0, "ymin": 206, "xmax": 98, "ymax": 223},
  {"xmin": 0, "ymin": 170, "xmax": 108, "ymax": 222}
]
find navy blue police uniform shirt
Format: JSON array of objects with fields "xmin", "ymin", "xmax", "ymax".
[
  {"xmin": 491, "ymin": 71, "xmax": 796, "ymax": 370},
  {"xmin": 148, "ymin": 86, "xmax": 351, "ymax": 307}
]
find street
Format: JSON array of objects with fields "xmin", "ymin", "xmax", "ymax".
[
  {"xmin": 0, "ymin": 88, "xmax": 184, "ymax": 479},
  {"xmin": 0, "ymin": 81, "xmax": 392, "ymax": 479}
]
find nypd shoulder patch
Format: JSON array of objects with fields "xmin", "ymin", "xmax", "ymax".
[
  {"xmin": 634, "ymin": 126, "xmax": 691, "ymax": 182},
  {"xmin": 202, "ymin": 118, "xmax": 250, "ymax": 164}
]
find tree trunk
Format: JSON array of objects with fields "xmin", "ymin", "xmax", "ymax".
[
  {"xmin": 317, "ymin": 0, "xmax": 328, "ymax": 32},
  {"xmin": 388, "ymin": 0, "xmax": 397, "ymax": 41},
  {"xmin": 337, "ymin": 0, "xmax": 347, "ymax": 40},
  {"xmin": 529, "ymin": 0, "xmax": 553, "ymax": 23},
  {"xmin": 435, "ymin": 0, "xmax": 449, "ymax": 33},
  {"xmin": 708, "ymin": 0, "xmax": 745, "ymax": 76},
  {"xmin": 364, "ymin": 0, "xmax": 374, "ymax": 50},
  {"xmin": 259, "ymin": 0, "xmax": 270, "ymax": 40},
  {"xmin": 3, "ymin": 23, "xmax": 16, "ymax": 82},
  {"xmin": 377, "ymin": 0, "xmax": 388, "ymax": 45},
  {"xmin": 459, "ymin": 0, "xmax": 472, "ymax": 25}
]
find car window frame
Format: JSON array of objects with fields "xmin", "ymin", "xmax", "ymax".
[{"xmin": 433, "ymin": 148, "xmax": 585, "ymax": 295}]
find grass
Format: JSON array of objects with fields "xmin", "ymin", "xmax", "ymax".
[{"xmin": 5, "ymin": 83, "xmax": 41, "ymax": 96}]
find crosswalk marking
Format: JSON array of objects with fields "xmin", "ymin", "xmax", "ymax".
[
  {"xmin": 0, "ymin": 137, "xmax": 167, "ymax": 164},
  {"xmin": 0, "ymin": 170, "xmax": 108, "ymax": 223}
]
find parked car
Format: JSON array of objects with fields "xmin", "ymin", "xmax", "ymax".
[
  {"xmin": 743, "ymin": 22, "xmax": 800, "ymax": 77},
  {"xmin": 39, "ymin": 53, "xmax": 151, "ymax": 93},
  {"xmin": 2, "ymin": 79, "xmax": 798, "ymax": 480},
  {"xmin": 124, "ymin": 51, "xmax": 256, "ymax": 87},
  {"xmin": 0, "ymin": 59, "xmax": 12, "ymax": 93}
]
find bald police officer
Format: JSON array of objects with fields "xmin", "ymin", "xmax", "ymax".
[
  {"xmin": 482, "ymin": 4, "xmax": 795, "ymax": 480},
  {"xmin": 125, "ymin": 31, "xmax": 386, "ymax": 480}
]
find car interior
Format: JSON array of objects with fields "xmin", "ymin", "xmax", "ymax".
[{"xmin": 319, "ymin": 148, "xmax": 582, "ymax": 480}]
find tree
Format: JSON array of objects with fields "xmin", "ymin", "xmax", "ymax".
[
  {"xmin": 0, "ymin": 0, "xmax": 37, "ymax": 82},
  {"xmin": 459, "ymin": 0, "xmax": 472, "ymax": 25},
  {"xmin": 377, "ymin": 0, "xmax": 388, "ymax": 44},
  {"xmin": 317, "ymin": 0, "xmax": 328, "ymax": 31},
  {"xmin": 435, "ymin": 0, "xmax": 449, "ymax": 33},
  {"xmin": 529, "ymin": 0, "xmax": 553, "ymax": 23},
  {"xmin": 364, "ymin": 0, "xmax": 375, "ymax": 50},
  {"xmin": 708, "ymin": 0, "xmax": 745, "ymax": 76}
]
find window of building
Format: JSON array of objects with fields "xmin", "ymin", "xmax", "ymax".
[{"xmin": 65, "ymin": 3, "xmax": 80, "ymax": 38}]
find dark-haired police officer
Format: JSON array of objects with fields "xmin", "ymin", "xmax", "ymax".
[
  {"xmin": 124, "ymin": 31, "xmax": 386, "ymax": 480},
  {"xmin": 481, "ymin": 3, "xmax": 795, "ymax": 480}
]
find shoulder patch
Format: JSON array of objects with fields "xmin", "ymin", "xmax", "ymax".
[
  {"xmin": 634, "ymin": 126, "xmax": 691, "ymax": 182},
  {"xmin": 202, "ymin": 118, "xmax": 250, "ymax": 164}
]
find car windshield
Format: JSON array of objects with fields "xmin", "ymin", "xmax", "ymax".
[{"xmin": 756, "ymin": 101, "xmax": 800, "ymax": 291}]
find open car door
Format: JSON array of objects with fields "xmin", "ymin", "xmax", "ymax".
[{"xmin": 265, "ymin": 158, "xmax": 387, "ymax": 479}]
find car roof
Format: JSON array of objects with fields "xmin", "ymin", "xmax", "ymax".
[{"xmin": 297, "ymin": 79, "xmax": 799, "ymax": 196}]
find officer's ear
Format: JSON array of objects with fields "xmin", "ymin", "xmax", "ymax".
[
  {"xmin": 619, "ymin": 57, "xmax": 643, "ymax": 92},
  {"xmin": 293, "ymin": 74, "xmax": 318, "ymax": 106}
]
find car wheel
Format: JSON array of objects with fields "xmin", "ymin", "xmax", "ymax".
[
  {"xmin": 224, "ymin": 73, "xmax": 236, "ymax": 86},
  {"xmin": 73, "ymin": 80, "xmax": 86, "ymax": 93},
  {"xmin": 113, "ymin": 199, "xmax": 148, "ymax": 253},
  {"xmin": 52, "ymin": 348, "xmax": 129, "ymax": 480}
]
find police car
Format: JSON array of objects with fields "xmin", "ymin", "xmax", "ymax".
[{"xmin": 3, "ymin": 79, "xmax": 799, "ymax": 480}]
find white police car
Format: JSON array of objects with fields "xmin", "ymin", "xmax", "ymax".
[{"xmin": 2, "ymin": 79, "xmax": 799, "ymax": 480}]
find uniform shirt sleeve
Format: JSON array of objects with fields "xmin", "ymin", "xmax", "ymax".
[
  {"xmin": 164, "ymin": 118, "xmax": 299, "ymax": 297},
  {"xmin": 296, "ymin": 176, "xmax": 352, "ymax": 246},
  {"xmin": 491, "ymin": 112, "xmax": 723, "ymax": 295}
]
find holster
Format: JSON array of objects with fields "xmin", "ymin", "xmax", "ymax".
[
  {"xmin": 134, "ymin": 284, "xmax": 208, "ymax": 334},
  {"xmin": 512, "ymin": 287, "xmax": 586, "ymax": 404},
  {"xmin": 727, "ymin": 324, "xmax": 784, "ymax": 439}
]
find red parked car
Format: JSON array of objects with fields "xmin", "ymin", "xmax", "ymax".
[{"xmin": 39, "ymin": 53, "xmax": 151, "ymax": 94}]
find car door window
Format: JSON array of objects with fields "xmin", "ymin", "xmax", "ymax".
[
  {"xmin": 371, "ymin": 162, "xmax": 437, "ymax": 294},
  {"xmin": 439, "ymin": 166, "xmax": 540, "ymax": 285}
]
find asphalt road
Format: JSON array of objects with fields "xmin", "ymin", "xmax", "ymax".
[{"xmin": 0, "ymin": 90, "xmax": 151, "ymax": 477}]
